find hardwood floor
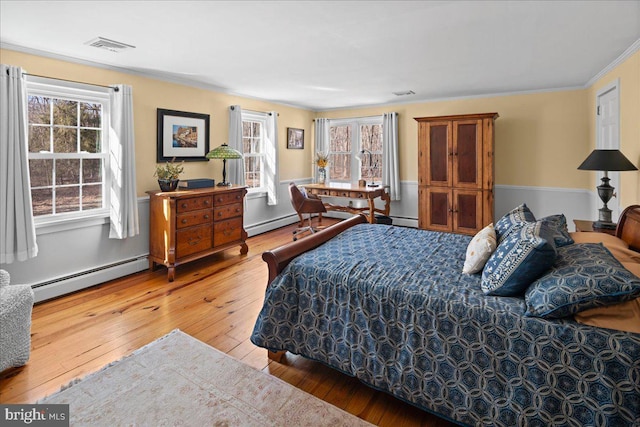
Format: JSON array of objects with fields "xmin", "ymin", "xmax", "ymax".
[{"xmin": 0, "ymin": 219, "xmax": 454, "ymax": 427}]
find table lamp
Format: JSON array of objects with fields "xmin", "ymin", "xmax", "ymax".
[
  {"xmin": 357, "ymin": 149, "xmax": 379, "ymax": 187},
  {"xmin": 577, "ymin": 149, "xmax": 637, "ymax": 228},
  {"xmin": 206, "ymin": 143, "xmax": 243, "ymax": 186}
]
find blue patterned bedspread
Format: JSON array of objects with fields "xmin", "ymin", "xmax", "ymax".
[{"xmin": 251, "ymin": 224, "xmax": 640, "ymax": 426}]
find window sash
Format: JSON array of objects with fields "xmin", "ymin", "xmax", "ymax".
[
  {"xmin": 328, "ymin": 117, "xmax": 383, "ymax": 183},
  {"xmin": 26, "ymin": 79, "xmax": 110, "ymax": 222},
  {"xmin": 241, "ymin": 112, "xmax": 268, "ymax": 193}
]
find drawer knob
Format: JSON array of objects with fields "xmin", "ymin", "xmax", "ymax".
[
  {"xmin": 216, "ymin": 198, "xmax": 223, "ymax": 203},
  {"xmin": 188, "ymin": 237, "xmax": 201, "ymax": 246},
  {"xmin": 236, "ymin": 195, "xmax": 241, "ymax": 199},
  {"xmin": 181, "ymin": 219, "xmax": 188, "ymax": 224},
  {"xmin": 218, "ymin": 212, "xmax": 223, "ymax": 216},
  {"xmin": 204, "ymin": 215, "xmax": 210, "ymax": 219},
  {"xmin": 204, "ymin": 200, "xmax": 210, "ymax": 206},
  {"xmin": 181, "ymin": 203, "xmax": 188, "ymax": 209},
  {"xmin": 235, "ymin": 208, "xmax": 240, "ymax": 213}
]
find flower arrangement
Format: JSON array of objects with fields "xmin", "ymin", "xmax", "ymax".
[
  {"xmin": 315, "ymin": 152, "xmax": 329, "ymax": 168},
  {"xmin": 154, "ymin": 158, "xmax": 184, "ymax": 180}
]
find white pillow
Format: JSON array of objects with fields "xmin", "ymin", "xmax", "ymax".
[{"xmin": 462, "ymin": 223, "xmax": 497, "ymax": 274}]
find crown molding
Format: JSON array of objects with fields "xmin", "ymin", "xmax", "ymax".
[
  {"xmin": 0, "ymin": 42, "xmax": 312, "ymax": 111},
  {"xmin": 585, "ymin": 38, "xmax": 640, "ymax": 88},
  {"xmin": 4, "ymin": 38, "xmax": 639, "ymax": 113}
]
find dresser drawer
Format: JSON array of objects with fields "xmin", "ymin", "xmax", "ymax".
[
  {"xmin": 213, "ymin": 191, "xmax": 244, "ymax": 206},
  {"xmin": 176, "ymin": 224, "xmax": 212, "ymax": 258},
  {"xmin": 214, "ymin": 203, "xmax": 242, "ymax": 221},
  {"xmin": 176, "ymin": 196, "xmax": 212, "ymax": 213},
  {"xmin": 176, "ymin": 209, "xmax": 213, "ymax": 229},
  {"xmin": 214, "ymin": 218, "xmax": 243, "ymax": 246}
]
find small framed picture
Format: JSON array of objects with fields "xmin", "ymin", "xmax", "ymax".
[
  {"xmin": 157, "ymin": 108, "xmax": 210, "ymax": 162},
  {"xmin": 287, "ymin": 127, "xmax": 304, "ymax": 149}
]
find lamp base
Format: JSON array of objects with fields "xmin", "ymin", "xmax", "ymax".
[
  {"xmin": 217, "ymin": 181, "xmax": 232, "ymax": 187},
  {"xmin": 367, "ymin": 183, "xmax": 379, "ymax": 187}
]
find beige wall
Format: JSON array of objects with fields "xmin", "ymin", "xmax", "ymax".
[
  {"xmin": 1, "ymin": 49, "xmax": 315, "ymax": 196},
  {"xmin": 317, "ymin": 90, "xmax": 590, "ymax": 189},
  {"xmin": 3, "ymin": 47, "xmax": 638, "ymax": 207},
  {"xmin": 587, "ymin": 49, "xmax": 640, "ymax": 208}
]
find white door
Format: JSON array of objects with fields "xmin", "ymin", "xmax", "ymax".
[{"xmin": 596, "ymin": 80, "xmax": 620, "ymax": 220}]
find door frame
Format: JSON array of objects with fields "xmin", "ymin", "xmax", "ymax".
[{"xmin": 595, "ymin": 78, "xmax": 621, "ymax": 220}]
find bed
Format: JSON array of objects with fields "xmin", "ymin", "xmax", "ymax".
[{"xmin": 251, "ymin": 205, "xmax": 640, "ymax": 427}]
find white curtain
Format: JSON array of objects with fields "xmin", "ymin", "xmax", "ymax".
[
  {"xmin": 108, "ymin": 84, "xmax": 139, "ymax": 239},
  {"xmin": 0, "ymin": 65, "xmax": 38, "ymax": 263},
  {"xmin": 227, "ymin": 105, "xmax": 245, "ymax": 186},
  {"xmin": 314, "ymin": 118, "xmax": 329, "ymax": 181},
  {"xmin": 265, "ymin": 112, "xmax": 279, "ymax": 205},
  {"xmin": 382, "ymin": 112, "xmax": 401, "ymax": 201}
]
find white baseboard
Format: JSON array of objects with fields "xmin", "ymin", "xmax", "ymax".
[{"xmin": 33, "ymin": 256, "xmax": 148, "ymax": 303}]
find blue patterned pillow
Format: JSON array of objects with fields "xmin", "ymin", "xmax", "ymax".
[
  {"xmin": 495, "ymin": 204, "xmax": 536, "ymax": 243},
  {"xmin": 538, "ymin": 214, "xmax": 573, "ymax": 247},
  {"xmin": 481, "ymin": 222, "xmax": 556, "ymax": 296},
  {"xmin": 524, "ymin": 243, "xmax": 640, "ymax": 318}
]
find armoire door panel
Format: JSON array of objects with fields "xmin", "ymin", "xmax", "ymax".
[
  {"xmin": 454, "ymin": 190, "xmax": 482, "ymax": 234},
  {"xmin": 453, "ymin": 120, "xmax": 482, "ymax": 189},
  {"xmin": 426, "ymin": 122, "xmax": 451, "ymax": 186},
  {"xmin": 426, "ymin": 188, "xmax": 452, "ymax": 232}
]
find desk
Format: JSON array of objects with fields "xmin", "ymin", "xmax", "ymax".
[{"xmin": 303, "ymin": 183, "xmax": 390, "ymax": 224}]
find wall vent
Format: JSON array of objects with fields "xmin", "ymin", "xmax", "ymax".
[
  {"xmin": 392, "ymin": 90, "xmax": 415, "ymax": 96},
  {"xmin": 85, "ymin": 37, "xmax": 136, "ymax": 53}
]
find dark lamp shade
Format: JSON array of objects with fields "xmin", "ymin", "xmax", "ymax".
[
  {"xmin": 206, "ymin": 143, "xmax": 243, "ymax": 160},
  {"xmin": 577, "ymin": 149, "xmax": 637, "ymax": 171}
]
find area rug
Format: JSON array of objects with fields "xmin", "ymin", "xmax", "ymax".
[{"xmin": 39, "ymin": 330, "xmax": 372, "ymax": 426}]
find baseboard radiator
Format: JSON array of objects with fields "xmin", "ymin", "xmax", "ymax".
[{"xmin": 32, "ymin": 255, "xmax": 149, "ymax": 303}]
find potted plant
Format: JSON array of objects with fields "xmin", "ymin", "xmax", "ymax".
[
  {"xmin": 154, "ymin": 158, "xmax": 184, "ymax": 192},
  {"xmin": 315, "ymin": 152, "xmax": 329, "ymax": 184}
]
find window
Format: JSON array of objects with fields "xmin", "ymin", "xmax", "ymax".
[
  {"xmin": 328, "ymin": 118, "xmax": 383, "ymax": 183},
  {"xmin": 241, "ymin": 111, "xmax": 268, "ymax": 193},
  {"xmin": 26, "ymin": 79, "xmax": 110, "ymax": 220}
]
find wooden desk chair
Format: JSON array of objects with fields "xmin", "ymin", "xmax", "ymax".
[{"xmin": 289, "ymin": 182, "xmax": 326, "ymax": 241}]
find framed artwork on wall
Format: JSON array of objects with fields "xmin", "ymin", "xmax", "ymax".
[
  {"xmin": 157, "ymin": 108, "xmax": 210, "ymax": 162},
  {"xmin": 287, "ymin": 127, "xmax": 304, "ymax": 149}
]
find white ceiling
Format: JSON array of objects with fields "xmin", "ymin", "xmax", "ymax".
[{"xmin": 1, "ymin": 1, "xmax": 639, "ymax": 111}]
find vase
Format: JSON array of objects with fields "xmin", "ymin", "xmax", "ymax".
[
  {"xmin": 158, "ymin": 179, "xmax": 180, "ymax": 192},
  {"xmin": 318, "ymin": 167, "xmax": 326, "ymax": 184}
]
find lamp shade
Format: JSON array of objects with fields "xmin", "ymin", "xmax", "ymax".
[
  {"xmin": 577, "ymin": 149, "xmax": 637, "ymax": 171},
  {"xmin": 206, "ymin": 143, "xmax": 243, "ymax": 160}
]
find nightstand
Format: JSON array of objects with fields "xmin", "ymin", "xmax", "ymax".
[{"xmin": 573, "ymin": 219, "xmax": 617, "ymax": 236}]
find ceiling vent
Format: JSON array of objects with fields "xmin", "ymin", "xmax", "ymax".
[
  {"xmin": 85, "ymin": 37, "xmax": 135, "ymax": 53},
  {"xmin": 392, "ymin": 90, "xmax": 415, "ymax": 96}
]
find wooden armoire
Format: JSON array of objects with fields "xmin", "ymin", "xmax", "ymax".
[{"xmin": 415, "ymin": 112, "xmax": 498, "ymax": 235}]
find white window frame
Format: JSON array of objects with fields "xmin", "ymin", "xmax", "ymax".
[
  {"xmin": 241, "ymin": 110, "xmax": 269, "ymax": 195},
  {"xmin": 328, "ymin": 116, "xmax": 383, "ymax": 184},
  {"xmin": 26, "ymin": 77, "xmax": 111, "ymax": 228}
]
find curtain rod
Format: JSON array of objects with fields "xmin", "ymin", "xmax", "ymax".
[
  {"xmin": 312, "ymin": 114, "xmax": 392, "ymax": 121},
  {"xmin": 230, "ymin": 106, "xmax": 278, "ymax": 116},
  {"xmin": 7, "ymin": 69, "xmax": 119, "ymax": 92}
]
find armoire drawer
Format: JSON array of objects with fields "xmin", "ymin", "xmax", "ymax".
[
  {"xmin": 176, "ymin": 196, "xmax": 212, "ymax": 213},
  {"xmin": 176, "ymin": 210, "xmax": 213, "ymax": 229},
  {"xmin": 214, "ymin": 191, "xmax": 244, "ymax": 206},
  {"xmin": 214, "ymin": 203, "xmax": 242, "ymax": 221},
  {"xmin": 214, "ymin": 218, "xmax": 243, "ymax": 247},
  {"xmin": 176, "ymin": 224, "xmax": 212, "ymax": 258}
]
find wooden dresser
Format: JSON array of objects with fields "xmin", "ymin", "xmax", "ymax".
[
  {"xmin": 415, "ymin": 112, "xmax": 498, "ymax": 236},
  {"xmin": 147, "ymin": 186, "xmax": 248, "ymax": 281}
]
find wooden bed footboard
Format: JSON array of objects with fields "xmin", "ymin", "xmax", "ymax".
[{"xmin": 262, "ymin": 214, "xmax": 368, "ymax": 285}]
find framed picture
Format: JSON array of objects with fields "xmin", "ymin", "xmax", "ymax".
[
  {"xmin": 157, "ymin": 108, "xmax": 210, "ymax": 162},
  {"xmin": 287, "ymin": 127, "xmax": 304, "ymax": 149}
]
